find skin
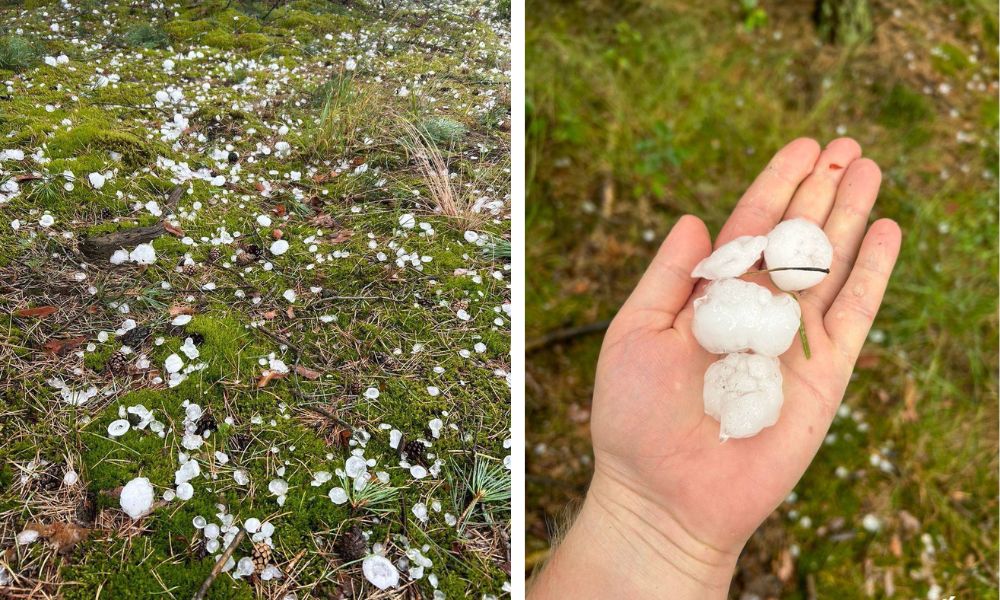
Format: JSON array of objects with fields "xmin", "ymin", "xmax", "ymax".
[{"xmin": 529, "ymin": 138, "xmax": 902, "ymax": 598}]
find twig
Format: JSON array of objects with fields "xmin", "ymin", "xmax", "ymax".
[
  {"xmin": 526, "ymin": 320, "xmax": 612, "ymax": 353},
  {"xmin": 192, "ymin": 529, "xmax": 245, "ymax": 600}
]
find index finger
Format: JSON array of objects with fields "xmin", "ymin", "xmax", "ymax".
[{"xmin": 715, "ymin": 138, "xmax": 821, "ymax": 248}]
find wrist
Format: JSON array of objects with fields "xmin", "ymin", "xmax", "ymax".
[{"xmin": 530, "ymin": 471, "xmax": 740, "ymax": 599}]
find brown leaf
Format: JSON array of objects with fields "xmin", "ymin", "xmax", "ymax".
[
  {"xmin": 777, "ymin": 548, "xmax": 795, "ymax": 583},
  {"xmin": 329, "ymin": 230, "xmax": 352, "ymax": 244},
  {"xmin": 14, "ymin": 306, "xmax": 58, "ymax": 318},
  {"xmin": 889, "ymin": 534, "xmax": 903, "ymax": 557},
  {"xmin": 257, "ymin": 370, "xmax": 286, "ymax": 388},
  {"xmin": 273, "ymin": 204, "xmax": 287, "ymax": 217},
  {"xmin": 902, "ymin": 377, "xmax": 918, "ymax": 422},
  {"xmin": 255, "ymin": 181, "xmax": 267, "ymax": 192},
  {"xmin": 163, "ymin": 221, "xmax": 185, "ymax": 237},
  {"xmin": 169, "ymin": 305, "xmax": 194, "ymax": 317},
  {"xmin": 15, "ymin": 173, "xmax": 43, "ymax": 182},
  {"xmin": 262, "ymin": 310, "xmax": 278, "ymax": 320},
  {"xmin": 25, "ymin": 522, "xmax": 90, "ymax": 553},
  {"xmin": 311, "ymin": 171, "xmax": 340, "ymax": 184},
  {"xmin": 311, "ymin": 214, "xmax": 337, "ymax": 228},
  {"xmin": 294, "ymin": 365, "xmax": 322, "ymax": 380},
  {"xmin": 43, "ymin": 336, "xmax": 87, "ymax": 355},
  {"xmin": 272, "ymin": 228, "xmax": 283, "ymax": 240},
  {"xmin": 350, "ymin": 156, "xmax": 366, "ymax": 166},
  {"xmin": 286, "ymin": 306, "xmax": 295, "ymax": 319}
]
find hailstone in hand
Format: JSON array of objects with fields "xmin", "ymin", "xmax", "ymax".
[
  {"xmin": 764, "ymin": 218, "xmax": 833, "ymax": 291},
  {"xmin": 692, "ymin": 278, "xmax": 801, "ymax": 357},
  {"xmin": 691, "ymin": 235, "xmax": 768, "ymax": 280},
  {"xmin": 703, "ymin": 353, "xmax": 783, "ymax": 440}
]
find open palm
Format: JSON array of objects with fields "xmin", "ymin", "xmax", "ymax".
[{"xmin": 589, "ymin": 138, "xmax": 902, "ymax": 567}]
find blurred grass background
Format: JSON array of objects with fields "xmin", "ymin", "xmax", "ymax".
[{"xmin": 525, "ymin": 0, "xmax": 998, "ymax": 597}]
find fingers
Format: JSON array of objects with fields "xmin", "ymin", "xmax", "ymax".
[
  {"xmin": 783, "ymin": 137, "xmax": 862, "ymax": 224},
  {"xmin": 824, "ymin": 219, "xmax": 902, "ymax": 367},
  {"xmin": 714, "ymin": 138, "xmax": 821, "ymax": 248},
  {"xmin": 802, "ymin": 158, "xmax": 883, "ymax": 312},
  {"xmin": 620, "ymin": 215, "xmax": 711, "ymax": 327}
]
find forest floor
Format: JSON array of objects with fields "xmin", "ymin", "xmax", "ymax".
[{"xmin": 0, "ymin": 0, "xmax": 510, "ymax": 597}]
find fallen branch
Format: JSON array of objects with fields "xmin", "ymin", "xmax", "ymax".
[{"xmin": 192, "ymin": 529, "xmax": 245, "ymax": 600}]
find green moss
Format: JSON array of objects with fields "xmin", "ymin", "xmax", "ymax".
[
  {"xmin": 47, "ymin": 124, "xmax": 159, "ymax": 167},
  {"xmin": 163, "ymin": 18, "xmax": 215, "ymax": 42},
  {"xmin": 124, "ymin": 23, "xmax": 169, "ymax": 49}
]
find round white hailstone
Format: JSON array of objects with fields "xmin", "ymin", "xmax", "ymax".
[
  {"xmin": 463, "ymin": 230, "xmax": 479, "ymax": 243},
  {"xmin": 107, "ymin": 419, "xmax": 131, "ymax": 438},
  {"xmin": 256, "ymin": 214, "xmax": 272, "ymax": 227},
  {"xmin": 362, "ymin": 555, "xmax": 400, "ymax": 590},
  {"xmin": 244, "ymin": 518, "xmax": 261, "ymax": 533},
  {"xmin": 389, "ymin": 429, "xmax": 403, "ymax": 449},
  {"xmin": 268, "ymin": 479, "xmax": 288, "ymax": 496},
  {"xmin": 162, "ymin": 59, "xmax": 174, "ymax": 71},
  {"xmin": 110, "ymin": 249, "xmax": 129, "ymax": 265},
  {"xmin": 185, "ymin": 403, "xmax": 202, "ymax": 422},
  {"xmin": 398, "ymin": 213, "xmax": 416, "ymax": 229},
  {"xmin": 270, "ymin": 239, "xmax": 289, "ymax": 256},
  {"xmin": 176, "ymin": 482, "xmax": 194, "ymax": 500},
  {"xmin": 204, "ymin": 523, "xmax": 220, "ymax": 539},
  {"xmin": 88, "ymin": 172, "xmax": 106, "ymax": 189},
  {"xmin": 410, "ymin": 464, "xmax": 428, "ymax": 479},
  {"xmin": 63, "ymin": 469, "xmax": 79, "ymax": 486},
  {"xmin": 429, "ymin": 418, "xmax": 443, "ymax": 438},
  {"xmin": 237, "ymin": 556, "xmax": 256, "ymax": 576},
  {"xmin": 345, "ymin": 456, "xmax": 367, "ymax": 478},
  {"xmin": 703, "ymin": 353, "xmax": 783, "ymax": 440},
  {"xmin": 171, "ymin": 314, "xmax": 192, "ymax": 326},
  {"xmin": 363, "ymin": 387, "xmax": 380, "ymax": 399},
  {"xmin": 328, "ymin": 487, "xmax": 349, "ymax": 504},
  {"xmin": 282, "ymin": 289, "xmax": 296, "ymax": 303},
  {"xmin": 260, "ymin": 521, "xmax": 274, "ymax": 537},
  {"xmin": 233, "ymin": 469, "xmax": 250, "ymax": 485},
  {"xmin": 692, "ymin": 279, "xmax": 801, "ymax": 357},
  {"xmin": 16, "ymin": 529, "xmax": 39, "ymax": 545},
  {"xmin": 862, "ymin": 513, "xmax": 882, "ymax": 532},
  {"xmin": 175, "ymin": 460, "xmax": 200, "ymax": 484},
  {"xmin": 120, "ymin": 477, "xmax": 155, "ymax": 519},
  {"xmin": 205, "ymin": 539, "xmax": 220, "ymax": 553},
  {"xmin": 129, "ymin": 243, "xmax": 157, "ymax": 265},
  {"xmin": 261, "ymin": 565, "xmax": 282, "ymax": 581},
  {"xmin": 164, "ymin": 353, "xmax": 183, "ymax": 373},
  {"xmin": 764, "ymin": 218, "xmax": 833, "ymax": 291},
  {"xmin": 192, "ymin": 516, "xmax": 207, "ymax": 529},
  {"xmin": 39, "ymin": 214, "xmax": 54, "ymax": 227},
  {"xmin": 691, "ymin": 235, "xmax": 768, "ymax": 280}
]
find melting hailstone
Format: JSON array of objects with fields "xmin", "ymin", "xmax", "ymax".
[
  {"xmin": 691, "ymin": 235, "xmax": 768, "ymax": 280},
  {"xmin": 704, "ymin": 353, "xmax": 783, "ymax": 440},
  {"xmin": 120, "ymin": 477, "xmax": 155, "ymax": 519},
  {"xmin": 692, "ymin": 279, "xmax": 801, "ymax": 357},
  {"xmin": 362, "ymin": 555, "xmax": 400, "ymax": 590},
  {"xmin": 764, "ymin": 218, "xmax": 833, "ymax": 291}
]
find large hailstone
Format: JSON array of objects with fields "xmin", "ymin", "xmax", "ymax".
[
  {"xmin": 362, "ymin": 555, "xmax": 399, "ymax": 590},
  {"xmin": 120, "ymin": 477, "xmax": 155, "ymax": 519},
  {"xmin": 704, "ymin": 353, "xmax": 783, "ymax": 440},
  {"xmin": 764, "ymin": 218, "xmax": 833, "ymax": 291},
  {"xmin": 691, "ymin": 235, "xmax": 768, "ymax": 280},
  {"xmin": 692, "ymin": 279, "xmax": 801, "ymax": 357}
]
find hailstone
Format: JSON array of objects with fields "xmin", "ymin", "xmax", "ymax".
[
  {"xmin": 691, "ymin": 235, "xmax": 768, "ymax": 280},
  {"xmin": 703, "ymin": 353, "xmax": 783, "ymax": 440},
  {"xmin": 120, "ymin": 477, "xmax": 154, "ymax": 519},
  {"xmin": 764, "ymin": 218, "xmax": 833, "ymax": 291},
  {"xmin": 692, "ymin": 279, "xmax": 801, "ymax": 357}
]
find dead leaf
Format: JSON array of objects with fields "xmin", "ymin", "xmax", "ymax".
[
  {"xmin": 14, "ymin": 306, "xmax": 58, "ymax": 318},
  {"xmin": 15, "ymin": 173, "xmax": 43, "ymax": 182},
  {"xmin": 163, "ymin": 221, "xmax": 185, "ymax": 237},
  {"xmin": 777, "ymin": 548, "xmax": 795, "ymax": 583},
  {"xmin": 329, "ymin": 230, "xmax": 352, "ymax": 244},
  {"xmin": 890, "ymin": 534, "xmax": 902, "ymax": 557},
  {"xmin": 273, "ymin": 204, "xmax": 287, "ymax": 217},
  {"xmin": 350, "ymin": 156, "xmax": 366, "ymax": 166},
  {"xmin": 255, "ymin": 181, "xmax": 267, "ymax": 193},
  {"xmin": 43, "ymin": 336, "xmax": 87, "ymax": 355},
  {"xmin": 285, "ymin": 306, "xmax": 295, "ymax": 319},
  {"xmin": 25, "ymin": 522, "xmax": 90, "ymax": 553},
  {"xmin": 169, "ymin": 305, "xmax": 194, "ymax": 317},
  {"xmin": 311, "ymin": 171, "xmax": 340, "ymax": 184},
  {"xmin": 262, "ymin": 310, "xmax": 278, "ymax": 320},
  {"xmin": 311, "ymin": 214, "xmax": 337, "ymax": 227},
  {"xmin": 257, "ymin": 370, "xmax": 286, "ymax": 388},
  {"xmin": 294, "ymin": 365, "xmax": 322, "ymax": 380},
  {"xmin": 902, "ymin": 377, "xmax": 918, "ymax": 422},
  {"xmin": 856, "ymin": 350, "xmax": 881, "ymax": 370},
  {"xmin": 272, "ymin": 228, "xmax": 283, "ymax": 240}
]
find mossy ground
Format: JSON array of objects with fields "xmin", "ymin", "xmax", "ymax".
[
  {"xmin": 527, "ymin": 0, "xmax": 996, "ymax": 598},
  {"xmin": 0, "ymin": 0, "xmax": 510, "ymax": 597}
]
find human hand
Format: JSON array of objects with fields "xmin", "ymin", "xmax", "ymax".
[{"xmin": 530, "ymin": 138, "xmax": 902, "ymax": 598}]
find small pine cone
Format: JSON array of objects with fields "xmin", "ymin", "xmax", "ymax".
[
  {"xmin": 236, "ymin": 252, "xmax": 255, "ymax": 266},
  {"xmin": 335, "ymin": 525, "xmax": 367, "ymax": 562},
  {"xmin": 106, "ymin": 352, "xmax": 129, "ymax": 375},
  {"xmin": 402, "ymin": 440, "xmax": 426, "ymax": 465},
  {"xmin": 251, "ymin": 542, "xmax": 272, "ymax": 572},
  {"xmin": 245, "ymin": 243, "xmax": 262, "ymax": 258},
  {"xmin": 120, "ymin": 325, "xmax": 150, "ymax": 348},
  {"xmin": 207, "ymin": 247, "xmax": 221, "ymax": 262},
  {"xmin": 195, "ymin": 412, "xmax": 217, "ymax": 436},
  {"xmin": 36, "ymin": 464, "xmax": 63, "ymax": 492}
]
